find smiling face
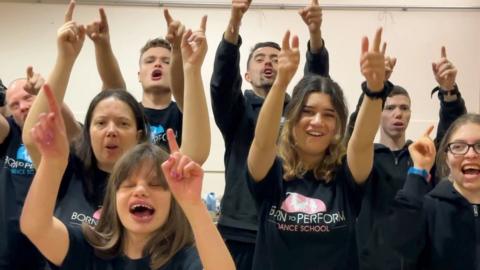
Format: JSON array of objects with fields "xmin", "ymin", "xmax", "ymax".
[
  {"xmin": 89, "ymin": 97, "xmax": 141, "ymax": 172},
  {"xmin": 116, "ymin": 161, "xmax": 171, "ymax": 240},
  {"xmin": 293, "ymin": 92, "xmax": 338, "ymax": 163},
  {"xmin": 138, "ymin": 46, "xmax": 171, "ymax": 93},
  {"xmin": 446, "ymin": 122, "xmax": 480, "ymax": 198}
]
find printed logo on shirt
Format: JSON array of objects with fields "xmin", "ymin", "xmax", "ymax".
[
  {"xmin": 149, "ymin": 124, "xmax": 178, "ymax": 145},
  {"xmin": 269, "ymin": 193, "xmax": 346, "ymax": 234},
  {"xmin": 3, "ymin": 144, "xmax": 35, "ymax": 176},
  {"xmin": 70, "ymin": 212, "xmax": 98, "ymax": 226},
  {"xmin": 281, "ymin": 192, "xmax": 327, "ymax": 214}
]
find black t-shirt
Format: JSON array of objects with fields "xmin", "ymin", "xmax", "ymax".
[
  {"xmin": 247, "ymin": 157, "xmax": 364, "ymax": 270},
  {"xmin": 55, "ymin": 154, "xmax": 109, "ymax": 227},
  {"xmin": 0, "ymin": 116, "xmax": 45, "ymax": 269},
  {"xmin": 141, "ymin": 102, "xmax": 182, "ymax": 152},
  {"xmin": 51, "ymin": 226, "xmax": 202, "ymax": 270}
]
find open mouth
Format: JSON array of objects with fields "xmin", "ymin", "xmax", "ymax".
[
  {"xmin": 263, "ymin": 68, "xmax": 274, "ymax": 78},
  {"xmin": 129, "ymin": 202, "xmax": 155, "ymax": 220},
  {"xmin": 151, "ymin": 69, "xmax": 163, "ymax": 80},
  {"xmin": 462, "ymin": 165, "xmax": 480, "ymax": 176},
  {"xmin": 306, "ymin": 131, "xmax": 325, "ymax": 137},
  {"xmin": 105, "ymin": 144, "xmax": 119, "ymax": 151}
]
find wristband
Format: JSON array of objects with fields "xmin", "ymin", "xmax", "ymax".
[
  {"xmin": 408, "ymin": 167, "xmax": 431, "ymax": 183},
  {"xmin": 361, "ymin": 81, "xmax": 387, "ymax": 100}
]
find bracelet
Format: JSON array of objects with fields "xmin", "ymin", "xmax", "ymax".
[
  {"xmin": 408, "ymin": 167, "xmax": 431, "ymax": 183},
  {"xmin": 361, "ymin": 81, "xmax": 387, "ymax": 100}
]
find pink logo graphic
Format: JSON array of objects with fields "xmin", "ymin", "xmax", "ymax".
[
  {"xmin": 93, "ymin": 208, "xmax": 103, "ymax": 220},
  {"xmin": 280, "ymin": 192, "xmax": 327, "ymax": 214}
]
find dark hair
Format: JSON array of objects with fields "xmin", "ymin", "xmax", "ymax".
[
  {"xmin": 387, "ymin": 85, "xmax": 410, "ymax": 100},
  {"xmin": 75, "ymin": 90, "xmax": 149, "ymax": 202},
  {"xmin": 246, "ymin": 41, "xmax": 281, "ymax": 70},
  {"xmin": 436, "ymin": 113, "xmax": 480, "ymax": 179},
  {"xmin": 83, "ymin": 143, "xmax": 194, "ymax": 269},
  {"xmin": 0, "ymin": 79, "xmax": 6, "ymax": 106},
  {"xmin": 139, "ymin": 38, "xmax": 171, "ymax": 64},
  {"xmin": 279, "ymin": 75, "xmax": 349, "ymax": 181}
]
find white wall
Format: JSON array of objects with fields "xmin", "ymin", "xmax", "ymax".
[{"xmin": 1, "ymin": 2, "xmax": 479, "ymax": 196}]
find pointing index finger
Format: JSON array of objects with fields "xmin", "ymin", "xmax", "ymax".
[
  {"xmin": 64, "ymin": 0, "xmax": 75, "ymax": 22},
  {"xmin": 311, "ymin": 0, "xmax": 319, "ymax": 6},
  {"xmin": 372, "ymin": 27, "xmax": 382, "ymax": 52},
  {"xmin": 43, "ymin": 84, "xmax": 61, "ymax": 117},
  {"xmin": 166, "ymin": 129, "xmax": 180, "ymax": 153},
  {"xmin": 26, "ymin": 66, "xmax": 34, "ymax": 79},
  {"xmin": 423, "ymin": 125, "xmax": 434, "ymax": 137},
  {"xmin": 441, "ymin": 46, "xmax": 447, "ymax": 58},
  {"xmin": 164, "ymin": 9, "xmax": 173, "ymax": 25},
  {"xmin": 99, "ymin": 8, "xmax": 108, "ymax": 26},
  {"xmin": 199, "ymin": 15, "xmax": 207, "ymax": 32}
]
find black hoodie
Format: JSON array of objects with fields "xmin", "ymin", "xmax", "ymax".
[{"xmin": 387, "ymin": 175, "xmax": 480, "ymax": 270}]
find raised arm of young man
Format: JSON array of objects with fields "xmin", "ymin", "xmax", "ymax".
[
  {"xmin": 22, "ymin": 1, "xmax": 85, "ymax": 168},
  {"xmin": 164, "ymin": 9, "xmax": 186, "ymax": 111},
  {"xmin": 299, "ymin": 0, "xmax": 330, "ymax": 77},
  {"xmin": 210, "ymin": 0, "xmax": 250, "ymax": 141}
]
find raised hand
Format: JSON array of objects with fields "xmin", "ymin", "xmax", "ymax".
[
  {"xmin": 230, "ymin": 0, "xmax": 251, "ymax": 25},
  {"xmin": 164, "ymin": 9, "xmax": 185, "ymax": 50},
  {"xmin": 161, "ymin": 129, "xmax": 203, "ymax": 206},
  {"xmin": 57, "ymin": 0, "xmax": 85, "ymax": 60},
  {"xmin": 360, "ymin": 28, "xmax": 386, "ymax": 92},
  {"xmin": 432, "ymin": 46, "xmax": 457, "ymax": 91},
  {"xmin": 299, "ymin": 0, "xmax": 322, "ymax": 33},
  {"xmin": 24, "ymin": 66, "xmax": 45, "ymax": 96},
  {"xmin": 276, "ymin": 31, "xmax": 300, "ymax": 87},
  {"xmin": 382, "ymin": 43, "xmax": 397, "ymax": 81},
  {"xmin": 408, "ymin": 125, "xmax": 436, "ymax": 171},
  {"xmin": 181, "ymin": 16, "xmax": 208, "ymax": 68},
  {"xmin": 30, "ymin": 84, "xmax": 69, "ymax": 162},
  {"xmin": 86, "ymin": 8, "xmax": 110, "ymax": 46}
]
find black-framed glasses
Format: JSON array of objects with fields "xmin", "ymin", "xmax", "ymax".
[{"xmin": 447, "ymin": 142, "xmax": 480, "ymax": 155}]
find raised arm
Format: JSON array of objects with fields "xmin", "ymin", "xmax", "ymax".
[
  {"xmin": 432, "ymin": 46, "xmax": 466, "ymax": 146},
  {"xmin": 345, "ymin": 49, "xmax": 395, "ymax": 142},
  {"xmin": 20, "ymin": 85, "xmax": 70, "ymax": 267},
  {"xmin": 164, "ymin": 9, "xmax": 185, "ymax": 111},
  {"xmin": 347, "ymin": 28, "xmax": 386, "ymax": 184},
  {"xmin": 385, "ymin": 126, "xmax": 435, "ymax": 262},
  {"xmin": 247, "ymin": 31, "xmax": 300, "ymax": 181},
  {"xmin": 162, "ymin": 130, "xmax": 234, "ymax": 270},
  {"xmin": 179, "ymin": 16, "xmax": 210, "ymax": 165},
  {"xmin": 23, "ymin": 1, "xmax": 84, "ymax": 168},
  {"xmin": 224, "ymin": 0, "xmax": 250, "ymax": 44},
  {"xmin": 86, "ymin": 8, "xmax": 126, "ymax": 90},
  {"xmin": 23, "ymin": 1, "xmax": 85, "ymax": 168},
  {"xmin": 209, "ymin": 1, "xmax": 249, "ymax": 139},
  {"xmin": 24, "ymin": 66, "xmax": 81, "ymax": 144}
]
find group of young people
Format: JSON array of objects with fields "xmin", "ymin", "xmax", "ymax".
[{"xmin": 0, "ymin": 0, "xmax": 477, "ymax": 269}]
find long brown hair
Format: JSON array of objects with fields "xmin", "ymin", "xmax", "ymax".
[
  {"xmin": 82, "ymin": 143, "xmax": 193, "ymax": 269},
  {"xmin": 436, "ymin": 113, "xmax": 480, "ymax": 179},
  {"xmin": 279, "ymin": 75, "xmax": 348, "ymax": 182}
]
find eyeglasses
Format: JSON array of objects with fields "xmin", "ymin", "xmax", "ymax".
[{"xmin": 447, "ymin": 142, "xmax": 480, "ymax": 155}]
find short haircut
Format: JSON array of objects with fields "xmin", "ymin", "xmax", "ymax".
[
  {"xmin": 388, "ymin": 85, "xmax": 410, "ymax": 100},
  {"xmin": 139, "ymin": 38, "xmax": 171, "ymax": 63},
  {"xmin": 246, "ymin": 41, "xmax": 281, "ymax": 70}
]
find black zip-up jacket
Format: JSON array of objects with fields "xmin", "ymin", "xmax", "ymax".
[
  {"xmin": 387, "ymin": 176, "xmax": 480, "ymax": 270},
  {"xmin": 352, "ymin": 85, "xmax": 466, "ymax": 270},
  {"xmin": 210, "ymin": 36, "xmax": 329, "ymax": 242}
]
